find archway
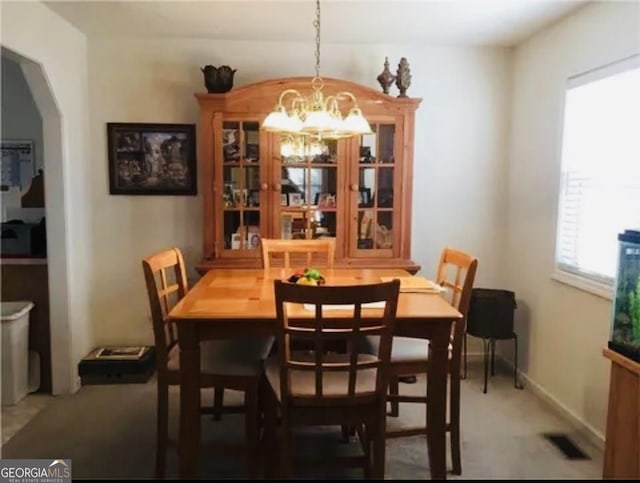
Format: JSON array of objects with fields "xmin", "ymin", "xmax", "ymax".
[{"xmin": 2, "ymin": 47, "xmax": 72, "ymax": 395}]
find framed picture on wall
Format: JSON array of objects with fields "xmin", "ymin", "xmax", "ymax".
[{"xmin": 107, "ymin": 123, "xmax": 197, "ymax": 195}]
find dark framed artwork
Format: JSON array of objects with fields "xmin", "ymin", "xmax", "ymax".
[{"xmin": 107, "ymin": 123, "xmax": 197, "ymax": 195}]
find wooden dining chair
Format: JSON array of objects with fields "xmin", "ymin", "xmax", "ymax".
[
  {"xmin": 142, "ymin": 247, "xmax": 272, "ymax": 479},
  {"xmin": 365, "ymin": 247, "xmax": 478, "ymax": 475},
  {"xmin": 262, "ymin": 279, "xmax": 401, "ymax": 479},
  {"xmin": 214, "ymin": 237, "xmax": 337, "ymax": 418},
  {"xmin": 260, "ymin": 238, "xmax": 336, "ymax": 270}
]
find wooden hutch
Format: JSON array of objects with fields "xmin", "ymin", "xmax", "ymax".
[{"xmin": 194, "ymin": 77, "xmax": 422, "ymax": 273}]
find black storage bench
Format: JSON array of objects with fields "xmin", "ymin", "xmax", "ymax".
[{"xmin": 79, "ymin": 346, "xmax": 156, "ymax": 385}]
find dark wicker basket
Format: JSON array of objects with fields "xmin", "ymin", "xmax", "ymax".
[
  {"xmin": 464, "ymin": 288, "xmax": 522, "ymax": 393},
  {"xmin": 467, "ymin": 288, "xmax": 516, "ymax": 340}
]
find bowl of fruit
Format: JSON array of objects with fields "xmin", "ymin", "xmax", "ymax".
[{"xmin": 287, "ymin": 268, "xmax": 326, "ymax": 286}]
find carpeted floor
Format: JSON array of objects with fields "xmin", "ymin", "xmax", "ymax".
[{"xmin": 1, "ymin": 360, "xmax": 602, "ymax": 479}]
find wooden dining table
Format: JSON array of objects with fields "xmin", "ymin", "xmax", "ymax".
[{"xmin": 169, "ymin": 267, "xmax": 461, "ymax": 479}]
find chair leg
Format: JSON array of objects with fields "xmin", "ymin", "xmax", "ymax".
[
  {"xmin": 360, "ymin": 423, "xmax": 371, "ymax": 479},
  {"xmin": 213, "ymin": 387, "xmax": 224, "ymax": 421},
  {"xmin": 155, "ymin": 380, "xmax": 168, "ymax": 479},
  {"xmin": 490, "ymin": 339, "xmax": 496, "ymax": 376},
  {"xmin": 371, "ymin": 422, "xmax": 386, "ymax": 479},
  {"xmin": 513, "ymin": 334, "xmax": 524, "ymax": 390},
  {"xmin": 388, "ymin": 376, "xmax": 399, "ymax": 417},
  {"xmin": 482, "ymin": 338, "xmax": 490, "ymax": 394},
  {"xmin": 245, "ymin": 383, "xmax": 261, "ymax": 479},
  {"xmin": 262, "ymin": 381, "xmax": 278, "ymax": 479},
  {"xmin": 449, "ymin": 375, "xmax": 462, "ymax": 475},
  {"xmin": 462, "ymin": 332, "xmax": 468, "ymax": 380},
  {"xmin": 279, "ymin": 425, "xmax": 293, "ymax": 479}
]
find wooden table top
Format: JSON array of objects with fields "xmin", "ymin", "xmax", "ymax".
[{"xmin": 170, "ymin": 268, "xmax": 462, "ymax": 322}]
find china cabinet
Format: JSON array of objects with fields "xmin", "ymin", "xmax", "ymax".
[{"xmin": 194, "ymin": 77, "xmax": 422, "ymax": 273}]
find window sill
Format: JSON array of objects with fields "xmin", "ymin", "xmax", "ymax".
[{"xmin": 550, "ymin": 270, "xmax": 613, "ymax": 301}]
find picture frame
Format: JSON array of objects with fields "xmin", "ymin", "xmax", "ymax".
[
  {"xmin": 316, "ymin": 192, "xmax": 336, "ymax": 208},
  {"xmin": 1, "ymin": 139, "xmax": 35, "ymax": 190},
  {"xmin": 223, "ymin": 128, "xmax": 240, "ymax": 162},
  {"xmin": 247, "ymin": 189, "xmax": 260, "ymax": 207},
  {"xmin": 233, "ymin": 188, "xmax": 248, "ymax": 207},
  {"xmin": 94, "ymin": 346, "xmax": 149, "ymax": 360},
  {"xmin": 288, "ymin": 192, "xmax": 303, "ymax": 207},
  {"xmin": 247, "ymin": 226, "xmax": 261, "ymax": 249},
  {"xmin": 358, "ymin": 188, "xmax": 372, "ymax": 207},
  {"xmin": 231, "ymin": 233, "xmax": 242, "ymax": 250},
  {"xmin": 107, "ymin": 123, "xmax": 196, "ymax": 195}
]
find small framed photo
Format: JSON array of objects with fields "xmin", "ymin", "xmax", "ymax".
[
  {"xmin": 107, "ymin": 123, "xmax": 196, "ymax": 195},
  {"xmin": 231, "ymin": 233, "xmax": 242, "ymax": 249},
  {"xmin": 281, "ymin": 193, "xmax": 288, "ymax": 206},
  {"xmin": 233, "ymin": 188, "xmax": 247, "ymax": 207},
  {"xmin": 316, "ymin": 193, "xmax": 336, "ymax": 208},
  {"xmin": 288, "ymin": 192, "xmax": 303, "ymax": 207},
  {"xmin": 249, "ymin": 233, "xmax": 261, "ymax": 249}
]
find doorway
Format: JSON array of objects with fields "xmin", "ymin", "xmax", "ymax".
[{"xmin": 1, "ymin": 47, "xmax": 72, "ymax": 397}]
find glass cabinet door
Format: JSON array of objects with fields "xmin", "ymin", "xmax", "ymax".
[
  {"xmin": 276, "ymin": 136, "xmax": 339, "ymax": 243},
  {"xmin": 352, "ymin": 123, "xmax": 396, "ymax": 257},
  {"xmin": 219, "ymin": 121, "xmax": 266, "ymax": 254}
]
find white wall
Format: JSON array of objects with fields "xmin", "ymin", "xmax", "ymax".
[
  {"xmin": 1, "ymin": 1, "xmax": 93, "ymax": 394},
  {"xmin": 1, "ymin": 56, "xmax": 44, "ymax": 172},
  {"xmin": 87, "ymin": 38, "xmax": 511, "ymax": 345},
  {"xmin": 506, "ymin": 1, "xmax": 640, "ymax": 442}
]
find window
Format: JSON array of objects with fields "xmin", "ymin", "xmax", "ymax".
[{"xmin": 555, "ymin": 56, "xmax": 640, "ymax": 290}]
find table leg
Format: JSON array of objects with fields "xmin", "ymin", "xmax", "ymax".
[
  {"xmin": 427, "ymin": 327, "xmax": 450, "ymax": 480},
  {"xmin": 179, "ymin": 323, "xmax": 200, "ymax": 479}
]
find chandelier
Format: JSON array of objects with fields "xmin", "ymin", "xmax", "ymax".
[{"xmin": 261, "ymin": 0, "xmax": 372, "ymax": 139}]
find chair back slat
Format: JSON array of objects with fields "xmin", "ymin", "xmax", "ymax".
[
  {"xmin": 274, "ymin": 279, "xmax": 400, "ymax": 406},
  {"xmin": 142, "ymin": 248, "xmax": 189, "ymax": 371},
  {"xmin": 261, "ymin": 238, "xmax": 336, "ymax": 269}
]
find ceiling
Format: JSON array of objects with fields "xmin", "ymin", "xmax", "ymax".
[{"xmin": 44, "ymin": 0, "xmax": 588, "ymax": 47}]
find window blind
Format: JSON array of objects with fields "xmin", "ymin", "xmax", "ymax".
[{"xmin": 556, "ymin": 55, "xmax": 640, "ymax": 284}]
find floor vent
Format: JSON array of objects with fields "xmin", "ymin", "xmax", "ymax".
[{"xmin": 543, "ymin": 433, "xmax": 591, "ymax": 460}]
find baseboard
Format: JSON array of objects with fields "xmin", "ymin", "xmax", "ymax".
[
  {"xmin": 463, "ymin": 351, "xmax": 485, "ymax": 361},
  {"xmin": 496, "ymin": 355, "xmax": 605, "ymax": 451}
]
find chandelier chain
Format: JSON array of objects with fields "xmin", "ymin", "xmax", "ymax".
[
  {"xmin": 260, "ymin": 0, "xmax": 372, "ymax": 137},
  {"xmin": 313, "ymin": 0, "xmax": 321, "ymax": 80}
]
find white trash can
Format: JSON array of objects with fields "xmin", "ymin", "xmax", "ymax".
[{"xmin": 1, "ymin": 301, "xmax": 35, "ymax": 406}]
